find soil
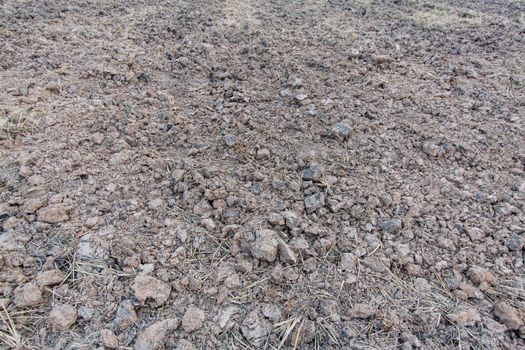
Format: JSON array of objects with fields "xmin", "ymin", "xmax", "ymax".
[{"xmin": 1, "ymin": 0, "xmax": 524, "ymax": 349}]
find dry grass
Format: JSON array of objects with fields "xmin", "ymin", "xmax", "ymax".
[
  {"xmin": 0, "ymin": 304, "xmax": 22, "ymax": 349},
  {"xmin": 0, "ymin": 107, "xmax": 36, "ymax": 140}
]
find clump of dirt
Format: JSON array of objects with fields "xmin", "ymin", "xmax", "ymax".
[{"xmin": 1, "ymin": 0, "xmax": 524, "ymax": 349}]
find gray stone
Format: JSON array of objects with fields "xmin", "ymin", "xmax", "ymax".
[
  {"xmin": 302, "ymin": 165, "xmax": 324, "ymax": 181},
  {"xmin": 379, "ymin": 218, "xmax": 402, "ymax": 233},
  {"xmin": 304, "ymin": 193, "xmax": 325, "ymax": 213},
  {"xmin": 224, "ymin": 135, "xmax": 237, "ymax": 147},
  {"xmin": 135, "ymin": 318, "xmax": 180, "ymax": 350}
]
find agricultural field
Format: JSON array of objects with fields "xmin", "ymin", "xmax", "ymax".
[{"xmin": 0, "ymin": 0, "xmax": 524, "ymax": 349}]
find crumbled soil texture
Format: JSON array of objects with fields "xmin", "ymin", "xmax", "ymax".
[{"xmin": 1, "ymin": 0, "xmax": 525, "ymax": 349}]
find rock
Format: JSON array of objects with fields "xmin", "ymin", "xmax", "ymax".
[
  {"xmin": 176, "ymin": 339, "xmax": 196, "ymax": 350},
  {"xmin": 37, "ymin": 206, "xmax": 69, "ymax": 223},
  {"xmin": 422, "ymin": 142, "xmax": 443, "ymax": 157},
  {"xmin": 505, "ymin": 234, "xmax": 523, "ymax": 251},
  {"xmin": 468, "ymin": 267, "xmax": 496, "ymax": 285},
  {"xmin": 413, "ymin": 278, "xmax": 431, "ymax": 292},
  {"xmin": 78, "ymin": 306, "xmax": 94, "ymax": 320},
  {"xmin": 49, "ymin": 304, "xmax": 77, "ymax": 330},
  {"xmin": 27, "ymin": 174, "xmax": 45, "ymax": 185},
  {"xmin": 23, "ymin": 197, "xmax": 47, "ymax": 214},
  {"xmin": 350, "ymin": 304, "xmax": 377, "ymax": 319},
  {"xmin": 14, "ymin": 283, "xmax": 42, "ymax": 307},
  {"xmin": 304, "ymin": 193, "xmax": 325, "ymax": 213},
  {"xmin": 464, "ymin": 226, "xmax": 484, "ymax": 241},
  {"xmin": 148, "ymin": 198, "xmax": 165, "ymax": 210},
  {"xmin": 493, "ymin": 302, "xmax": 523, "ymax": 330},
  {"xmin": 284, "ymin": 211, "xmax": 300, "ymax": 228},
  {"xmin": 132, "ymin": 274, "xmax": 171, "ymax": 306},
  {"xmin": 437, "ymin": 237, "xmax": 455, "ymax": 251},
  {"xmin": 448, "ymin": 308, "xmax": 481, "ymax": 326},
  {"xmin": 224, "ymin": 273, "xmax": 241, "ymax": 289},
  {"xmin": 135, "ymin": 318, "xmax": 180, "ymax": 350},
  {"xmin": 241, "ymin": 309, "xmax": 271, "ymax": 347},
  {"xmin": 112, "ymin": 300, "xmax": 137, "ymax": 330},
  {"xmin": 288, "ymin": 75, "xmax": 303, "ymax": 88},
  {"xmin": 182, "ymin": 305, "xmax": 205, "ymax": 333},
  {"xmin": 100, "ymin": 329, "xmax": 119, "ymax": 349},
  {"xmin": 340, "ymin": 253, "xmax": 357, "ymax": 272},
  {"xmin": 193, "ymin": 198, "xmax": 213, "ymax": 216},
  {"xmin": 201, "ymin": 218, "xmax": 216, "ymax": 230},
  {"xmin": 36, "ymin": 270, "xmax": 65, "ymax": 286},
  {"xmin": 379, "ymin": 218, "xmax": 402, "ymax": 233},
  {"xmin": 294, "ymin": 93, "xmax": 309, "ymax": 105},
  {"xmin": 85, "ymin": 216, "xmax": 101, "ymax": 228},
  {"xmin": 256, "ymin": 148, "xmax": 271, "ymax": 160},
  {"xmin": 302, "ymin": 164, "xmax": 324, "ymax": 181},
  {"xmin": 268, "ymin": 212, "xmax": 284, "ymax": 225},
  {"xmin": 261, "ymin": 304, "xmax": 282, "ymax": 322},
  {"xmin": 92, "ymin": 132, "xmax": 105, "ymax": 145},
  {"xmin": 251, "ymin": 229, "xmax": 279, "ymax": 262},
  {"xmin": 214, "ymin": 306, "xmax": 240, "ymax": 330},
  {"xmin": 45, "ymin": 81, "xmax": 60, "ymax": 92},
  {"xmin": 331, "ymin": 122, "xmax": 352, "ymax": 140},
  {"xmin": 224, "ymin": 135, "xmax": 237, "ymax": 147},
  {"xmin": 458, "ymin": 282, "xmax": 484, "ymax": 300},
  {"xmin": 278, "ymin": 239, "xmax": 297, "ymax": 264}
]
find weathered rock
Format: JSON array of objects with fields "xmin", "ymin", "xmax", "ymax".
[
  {"xmin": 112, "ymin": 300, "xmax": 137, "ymax": 330},
  {"xmin": 148, "ymin": 198, "xmax": 165, "ymax": 210},
  {"xmin": 413, "ymin": 278, "xmax": 432, "ymax": 292},
  {"xmin": 468, "ymin": 267, "xmax": 496, "ymax": 285},
  {"xmin": 302, "ymin": 164, "xmax": 324, "ymax": 181},
  {"xmin": 23, "ymin": 197, "xmax": 47, "ymax": 214},
  {"xmin": 304, "ymin": 193, "xmax": 325, "ymax": 213},
  {"xmin": 350, "ymin": 304, "xmax": 377, "ymax": 319},
  {"xmin": 340, "ymin": 253, "xmax": 357, "ymax": 272},
  {"xmin": 176, "ymin": 339, "xmax": 196, "ymax": 350},
  {"xmin": 261, "ymin": 304, "xmax": 282, "ymax": 322},
  {"xmin": 284, "ymin": 211, "xmax": 300, "ymax": 228},
  {"xmin": 493, "ymin": 302, "xmax": 523, "ymax": 330},
  {"xmin": 14, "ymin": 283, "xmax": 42, "ymax": 308},
  {"xmin": 241, "ymin": 309, "xmax": 271, "ymax": 347},
  {"xmin": 214, "ymin": 306, "xmax": 240, "ymax": 330},
  {"xmin": 135, "ymin": 318, "xmax": 180, "ymax": 350},
  {"xmin": 256, "ymin": 148, "xmax": 270, "ymax": 160},
  {"xmin": 224, "ymin": 273, "xmax": 241, "ymax": 289},
  {"xmin": 49, "ymin": 304, "xmax": 77, "ymax": 330},
  {"xmin": 251, "ymin": 229, "xmax": 279, "ymax": 262},
  {"xmin": 268, "ymin": 212, "xmax": 284, "ymax": 225},
  {"xmin": 193, "ymin": 198, "xmax": 213, "ymax": 216},
  {"xmin": 379, "ymin": 218, "xmax": 402, "ymax": 233},
  {"xmin": 448, "ymin": 308, "xmax": 481, "ymax": 326},
  {"xmin": 331, "ymin": 122, "xmax": 352, "ymax": 140},
  {"xmin": 288, "ymin": 75, "xmax": 303, "ymax": 88},
  {"xmin": 464, "ymin": 226, "xmax": 484, "ymax": 241},
  {"xmin": 505, "ymin": 234, "xmax": 524, "ymax": 251},
  {"xmin": 224, "ymin": 135, "xmax": 237, "ymax": 147},
  {"xmin": 278, "ymin": 239, "xmax": 297, "ymax": 264},
  {"xmin": 422, "ymin": 142, "xmax": 443, "ymax": 157},
  {"xmin": 132, "ymin": 274, "xmax": 171, "ymax": 305},
  {"xmin": 100, "ymin": 329, "xmax": 119, "ymax": 349},
  {"xmin": 37, "ymin": 206, "xmax": 69, "ymax": 223},
  {"xmin": 45, "ymin": 81, "xmax": 60, "ymax": 92},
  {"xmin": 201, "ymin": 218, "xmax": 216, "ymax": 230},
  {"xmin": 36, "ymin": 270, "xmax": 65, "ymax": 286},
  {"xmin": 182, "ymin": 305, "xmax": 205, "ymax": 333}
]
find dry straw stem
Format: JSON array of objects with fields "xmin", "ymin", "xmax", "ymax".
[{"xmin": 0, "ymin": 304, "xmax": 22, "ymax": 349}]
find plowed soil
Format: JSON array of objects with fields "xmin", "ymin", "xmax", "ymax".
[{"xmin": 1, "ymin": 0, "xmax": 524, "ymax": 349}]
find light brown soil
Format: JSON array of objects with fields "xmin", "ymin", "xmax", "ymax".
[{"xmin": 1, "ymin": 0, "xmax": 524, "ymax": 349}]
